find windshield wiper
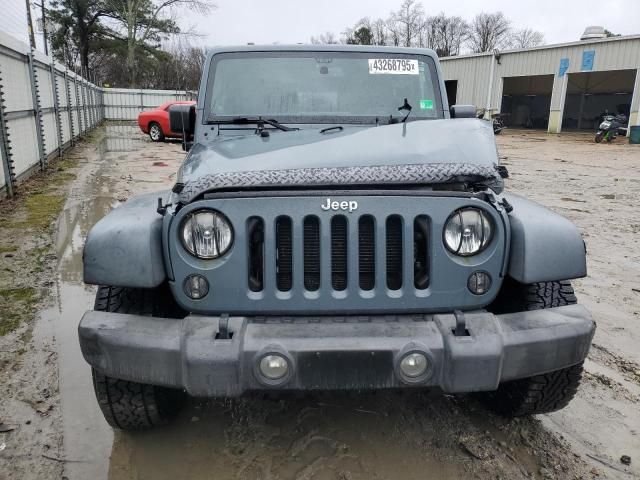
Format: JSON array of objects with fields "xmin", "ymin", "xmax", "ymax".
[
  {"xmin": 210, "ymin": 117, "xmax": 298, "ymax": 132},
  {"xmin": 386, "ymin": 99, "xmax": 413, "ymax": 125},
  {"xmin": 398, "ymin": 98, "xmax": 412, "ymax": 123}
]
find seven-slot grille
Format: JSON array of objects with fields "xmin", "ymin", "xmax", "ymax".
[{"xmin": 247, "ymin": 214, "xmax": 430, "ymax": 294}]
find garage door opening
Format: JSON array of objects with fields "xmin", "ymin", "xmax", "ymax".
[
  {"xmin": 562, "ymin": 69, "xmax": 636, "ymax": 131},
  {"xmin": 500, "ymin": 75, "xmax": 554, "ymax": 129},
  {"xmin": 444, "ymin": 80, "xmax": 457, "ymax": 106}
]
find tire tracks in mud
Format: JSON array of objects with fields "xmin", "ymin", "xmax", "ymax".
[
  {"xmin": 500, "ymin": 132, "xmax": 640, "ymax": 479},
  {"xmin": 171, "ymin": 390, "xmax": 596, "ymax": 480},
  {"xmin": 589, "ymin": 344, "xmax": 640, "ymax": 389}
]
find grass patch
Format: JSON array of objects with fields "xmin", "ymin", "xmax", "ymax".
[
  {"xmin": 0, "ymin": 287, "xmax": 38, "ymax": 335},
  {"xmin": 13, "ymin": 194, "xmax": 66, "ymax": 230},
  {"xmin": 0, "ymin": 132, "xmax": 87, "ymax": 337},
  {"xmin": 54, "ymin": 172, "xmax": 76, "ymax": 182},
  {"xmin": 82, "ymin": 127, "xmax": 106, "ymax": 144},
  {"xmin": 55, "ymin": 157, "xmax": 77, "ymax": 171},
  {"xmin": 28, "ymin": 246, "xmax": 49, "ymax": 273},
  {"xmin": 0, "ymin": 287, "xmax": 37, "ymax": 301}
]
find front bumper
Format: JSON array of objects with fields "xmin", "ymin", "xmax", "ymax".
[{"xmin": 79, "ymin": 305, "xmax": 594, "ymax": 396}]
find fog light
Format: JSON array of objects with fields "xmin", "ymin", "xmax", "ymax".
[
  {"xmin": 183, "ymin": 274, "xmax": 209, "ymax": 299},
  {"xmin": 467, "ymin": 271, "xmax": 492, "ymax": 295},
  {"xmin": 400, "ymin": 352, "xmax": 428, "ymax": 378},
  {"xmin": 259, "ymin": 354, "xmax": 289, "ymax": 380}
]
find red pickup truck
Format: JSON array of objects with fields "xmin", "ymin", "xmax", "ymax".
[{"xmin": 138, "ymin": 100, "xmax": 196, "ymax": 142}]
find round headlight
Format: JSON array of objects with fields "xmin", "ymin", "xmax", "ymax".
[
  {"xmin": 444, "ymin": 208, "xmax": 492, "ymax": 256},
  {"xmin": 181, "ymin": 210, "xmax": 233, "ymax": 259}
]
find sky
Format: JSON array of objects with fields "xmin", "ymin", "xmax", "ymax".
[
  {"xmin": 0, "ymin": 0, "xmax": 638, "ymax": 54},
  {"xmin": 182, "ymin": 0, "xmax": 639, "ymax": 47}
]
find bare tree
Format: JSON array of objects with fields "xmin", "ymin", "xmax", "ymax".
[
  {"xmin": 387, "ymin": 0, "xmax": 425, "ymax": 47},
  {"xmin": 371, "ymin": 18, "xmax": 388, "ymax": 45},
  {"xmin": 386, "ymin": 18, "xmax": 401, "ymax": 46},
  {"xmin": 160, "ymin": 39, "xmax": 205, "ymax": 90},
  {"xmin": 467, "ymin": 12, "xmax": 511, "ymax": 53},
  {"xmin": 310, "ymin": 31, "xmax": 339, "ymax": 44},
  {"xmin": 426, "ymin": 13, "xmax": 469, "ymax": 57},
  {"xmin": 310, "ymin": 6, "xmax": 545, "ymax": 56},
  {"xmin": 509, "ymin": 28, "xmax": 545, "ymax": 49}
]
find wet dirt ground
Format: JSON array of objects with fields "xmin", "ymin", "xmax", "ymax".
[{"xmin": 1, "ymin": 124, "xmax": 639, "ymax": 480}]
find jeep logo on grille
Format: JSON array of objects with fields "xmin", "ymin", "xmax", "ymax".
[{"xmin": 321, "ymin": 198, "xmax": 358, "ymax": 213}]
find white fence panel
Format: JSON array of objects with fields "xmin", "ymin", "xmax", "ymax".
[
  {"xmin": 103, "ymin": 88, "xmax": 191, "ymax": 120},
  {"xmin": 7, "ymin": 116, "xmax": 39, "ymax": 178}
]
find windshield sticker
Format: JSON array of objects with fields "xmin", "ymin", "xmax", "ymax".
[
  {"xmin": 419, "ymin": 99, "xmax": 434, "ymax": 109},
  {"xmin": 368, "ymin": 59, "xmax": 419, "ymax": 75}
]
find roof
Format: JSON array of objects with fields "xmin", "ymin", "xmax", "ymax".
[
  {"xmin": 205, "ymin": 44, "xmax": 439, "ymax": 61},
  {"xmin": 440, "ymin": 33, "xmax": 640, "ymax": 61}
]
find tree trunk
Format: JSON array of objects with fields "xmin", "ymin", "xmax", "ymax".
[
  {"xmin": 80, "ymin": 33, "xmax": 90, "ymax": 72},
  {"xmin": 126, "ymin": 0, "xmax": 138, "ymax": 87},
  {"xmin": 127, "ymin": 39, "xmax": 137, "ymax": 87},
  {"xmin": 74, "ymin": 2, "xmax": 90, "ymax": 71}
]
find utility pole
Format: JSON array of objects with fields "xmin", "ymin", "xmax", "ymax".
[
  {"xmin": 39, "ymin": 1, "xmax": 48, "ymax": 55},
  {"xmin": 32, "ymin": 1, "xmax": 49, "ymax": 55},
  {"xmin": 25, "ymin": 0, "xmax": 36, "ymax": 50}
]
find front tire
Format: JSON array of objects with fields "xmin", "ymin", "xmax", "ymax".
[
  {"xmin": 92, "ymin": 369, "xmax": 185, "ymax": 430},
  {"xmin": 481, "ymin": 280, "xmax": 584, "ymax": 416},
  {"xmin": 481, "ymin": 363, "xmax": 584, "ymax": 417},
  {"xmin": 148, "ymin": 122, "xmax": 165, "ymax": 142},
  {"xmin": 91, "ymin": 285, "xmax": 186, "ymax": 430},
  {"xmin": 595, "ymin": 131, "xmax": 604, "ymax": 143}
]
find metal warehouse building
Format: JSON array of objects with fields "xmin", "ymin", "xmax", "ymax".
[{"xmin": 440, "ymin": 34, "xmax": 640, "ymax": 134}]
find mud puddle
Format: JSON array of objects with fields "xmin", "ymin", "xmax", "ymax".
[
  {"xmin": 44, "ymin": 124, "xmax": 183, "ymax": 478},
  {"xmin": 43, "ymin": 125, "xmax": 635, "ymax": 480}
]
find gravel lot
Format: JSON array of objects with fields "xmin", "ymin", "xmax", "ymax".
[{"xmin": 0, "ymin": 124, "xmax": 638, "ymax": 480}]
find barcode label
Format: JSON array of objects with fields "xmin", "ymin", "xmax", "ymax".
[{"xmin": 368, "ymin": 59, "xmax": 419, "ymax": 75}]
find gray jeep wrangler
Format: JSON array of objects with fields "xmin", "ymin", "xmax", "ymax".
[{"xmin": 79, "ymin": 45, "xmax": 595, "ymax": 430}]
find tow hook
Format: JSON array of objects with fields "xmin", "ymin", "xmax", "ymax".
[
  {"xmin": 216, "ymin": 313, "xmax": 232, "ymax": 340},
  {"xmin": 453, "ymin": 310, "xmax": 470, "ymax": 337}
]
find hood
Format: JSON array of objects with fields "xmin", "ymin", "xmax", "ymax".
[{"xmin": 176, "ymin": 118, "xmax": 502, "ymax": 202}]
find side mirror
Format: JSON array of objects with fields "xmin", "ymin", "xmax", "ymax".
[
  {"xmin": 169, "ymin": 104, "xmax": 196, "ymax": 148},
  {"xmin": 450, "ymin": 105, "xmax": 477, "ymax": 119}
]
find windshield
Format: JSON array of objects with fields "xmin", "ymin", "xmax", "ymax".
[{"xmin": 206, "ymin": 51, "xmax": 443, "ymax": 124}]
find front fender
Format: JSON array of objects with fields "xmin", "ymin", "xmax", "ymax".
[
  {"xmin": 504, "ymin": 193, "xmax": 586, "ymax": 284},
  {"xmin": 83, "ymin": 192, "xmax": 167, "ymax": 288}
]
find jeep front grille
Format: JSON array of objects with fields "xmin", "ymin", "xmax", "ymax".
[
  {"xmin": 247, "ymin": 213, "xmax": 430, "ymax": 295},
  {"xmin": 175, "ymin": 195, "xmax": 507, "ymax": 313}
]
